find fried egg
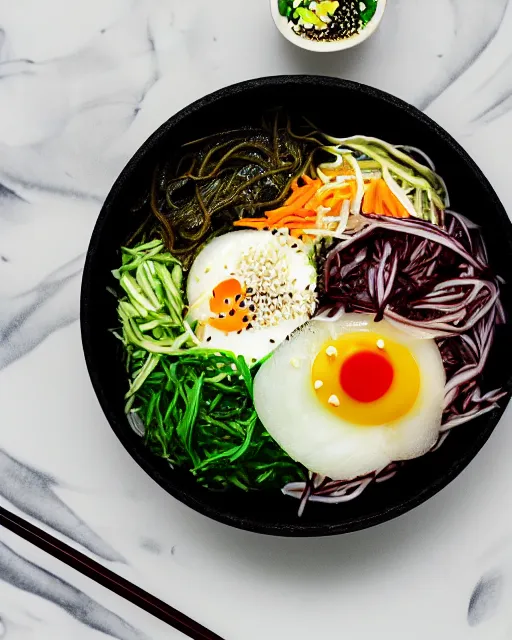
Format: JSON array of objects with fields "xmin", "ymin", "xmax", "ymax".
[
  {"xmin": 187, "ymin": 230, "xmax": 317, "ymax": 362},
  {"xmin": 253, "ymin": 313, "xmax": 446, "ymax": 480}
]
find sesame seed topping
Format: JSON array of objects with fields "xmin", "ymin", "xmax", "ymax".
[
  {"xmin": 229, "ymin": 309, "xmax": 235, "ymax": 316},
  {"xmin": 290, "ymin": 358, "xmax": 300, "ymax": 368},
  {"xmin": 326, "ymin": 346, "xmax": 338, "ymax": 358},
  {"xmin": 242, "ymin": 316, "xmax": 249, "ymax": 323},
  {"xmin": 206, "ymin": 336, "xmax": 212, "ymax": 342},
  {"xmin": 235, "ymin": 241, "xmax": 317, "ymax": 330},
  {"xmin": 328, "ymin": 394, "xmax": 340, "ymax": 407},
  {"xmin": 314, "ymin": 380, "xmax": 324, "ymax": 390},
  {"xmin": 377, "ymin": 339, "xmax": 385, "ymax": 350},
  {"xmin": 269, "ymin": 339, "xmax": 276, "ymax": 344}
]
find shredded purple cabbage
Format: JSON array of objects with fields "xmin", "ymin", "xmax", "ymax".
[{"xmin": 285, "ymin": 211, "xmax": 506, "ymax": 510}]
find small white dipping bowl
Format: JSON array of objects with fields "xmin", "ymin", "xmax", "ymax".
[{"xmin": 270, "ymin": 0, "xmax": 387, "ymax": 52}]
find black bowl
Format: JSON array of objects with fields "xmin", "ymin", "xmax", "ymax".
[{"xmin": 81, "ymin": 76, "xmax": 512, "ymax": 536}]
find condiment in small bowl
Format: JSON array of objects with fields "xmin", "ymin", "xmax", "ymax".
[{"xmin": 271, "ymin": 0, "xmax": 387, "ymax": 52}]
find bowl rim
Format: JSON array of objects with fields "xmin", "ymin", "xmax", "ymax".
[
  {"xmin": 81, "ymin": 75, "xmax": 512, "ymax": 537},
  {"xmin": 269, "ymin": 0, "xmax": 387, "ymax": 52}
]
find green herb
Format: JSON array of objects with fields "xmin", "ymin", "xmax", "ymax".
[
  {"xmin": 278, "ymin": 0, "xmax": 293, "ymax": 16},
  {"xmin": 130, "ymin": 349, "xmax": 306, "ymax": 491},
  {"xmin": 360, "ymin": 0, "xmax": 378, "ymax": 25}
]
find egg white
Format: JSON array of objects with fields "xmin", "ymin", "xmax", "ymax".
[
  {"xmin": 186, "ymin": 230, "xmax": 316, "ymax": 362},
  {"xmin": 253, "ymin": 314, "xmax": 446, "ymax": 481}
]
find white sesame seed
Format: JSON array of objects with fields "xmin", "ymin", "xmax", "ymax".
[
  {"xmin": 314, "ymin": 380, "xmax": 324, "ymax": 390},
  {"xmin": 290, "ymin": 358, "xmax": 301, "ymax": 369},
  {"xmin": 377, "ymin": 339, "xmax": 385, "ymax": 350},
  {"xmin": 328, "ymin": 395, "xmax": 340, "ymax": 407},
  {"xmin": 326, "ymin": 346, "xmax": 338, "ymax": 358}
]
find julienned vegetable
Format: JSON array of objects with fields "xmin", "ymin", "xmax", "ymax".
[{"xmin": 319, "ymin": 136, "xmax": 448, "ymax": 224}]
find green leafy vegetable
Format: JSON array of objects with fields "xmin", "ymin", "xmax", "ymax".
[{"xmin": 130, "ymin": 349, "xmax": 306, "ymax": 491}]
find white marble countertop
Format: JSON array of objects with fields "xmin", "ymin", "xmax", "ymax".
[
  {"xmin": 2, "ymin": 0, "xmax": 512, "ymax": 638},
  {"xmin": 0, "ymin": 527, "xmax": 185, "ymax": 639}
]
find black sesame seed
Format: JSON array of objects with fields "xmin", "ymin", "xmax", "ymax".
[
  {"xmin": 224, "ymin": 298, "xmax": 229, "ymax": 304},
  {"xmin": 272, "ymin": 229, "xmax": 278, "ymax": 235},
  {"xmin": 206, "ymin": 336, "xmax": 212, "ymax": 342},
  {"xmin": 270, "ymin": 339, "xmax": 276, "ymax": 344},
  {"xmin": 219, "ymin": 313, "xmax": 225, "ymax": 319},
  {"xmin": 291, "ymin": 243, "xmax": 298, "ymax": 249},
  {"xmin": 239, "ymin": 301, "xmax": 246, "ymax": 308},
  {"xmin": 247, "ymin": 323, "xmax": 253, "ymax": 330},
  {"xmin": 235, "ymin": 294, "xmax": 241, "ymax": 302},
  {"xmin": 237, "ymin": 330, "xmax": 243, "ymax": 335},
  {"xmin": 247, "ymin": 287, "xmax": 254, "ymax": 294},
  {"xmin": 242, "ymin": 316, "xmax": 249, "ymax": 323},
  {"xmin": 212, "ymin": 291, "xmax": 216, "ymax": 298},
  {"xmin": 229, "ymin": 309, "xmax": 235, "ymax": 316},
  {"xmin": 288, "ymin": 292, "xmax": 293, "ymax": 298}
]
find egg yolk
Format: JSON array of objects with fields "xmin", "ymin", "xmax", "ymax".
[
  {"xmin": 340, "ymin": 351, "xmax": 394, "ymax": 403},
  {"xmin": 311, "ymin": 332, "xmax": 421, "ymax": 426},
  {"xmin": 209, "ymin": 278, "xmax": 250, "ymax": 333}
]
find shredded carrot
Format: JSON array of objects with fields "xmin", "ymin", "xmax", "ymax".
[
  {"xmin": 362, "ymin": 179, "xmax": 410, "ymax": 218},
  {"xmin": 234, "ymin": 174, "xmax": 355, "ymax": 233}
]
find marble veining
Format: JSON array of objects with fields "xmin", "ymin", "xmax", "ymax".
[
  {"xmin": 1, "ymin": 0, "xmax": 512, "ymax": 638},
  {"xmin": 0, "ymin": 528, "xmax": 184, "ymax": 639},
  {"xmin": 0, "ymin": 450, "xmax": 123, "ymax": 562}
]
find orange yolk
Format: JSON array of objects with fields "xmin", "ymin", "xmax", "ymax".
[
  {"xmin": 208, "ymin": 278, "xmax": 250, "ymax": 333},
  {"xmin": 311, "ymin": 332, "xmax": 421, "ymax": 426}
]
